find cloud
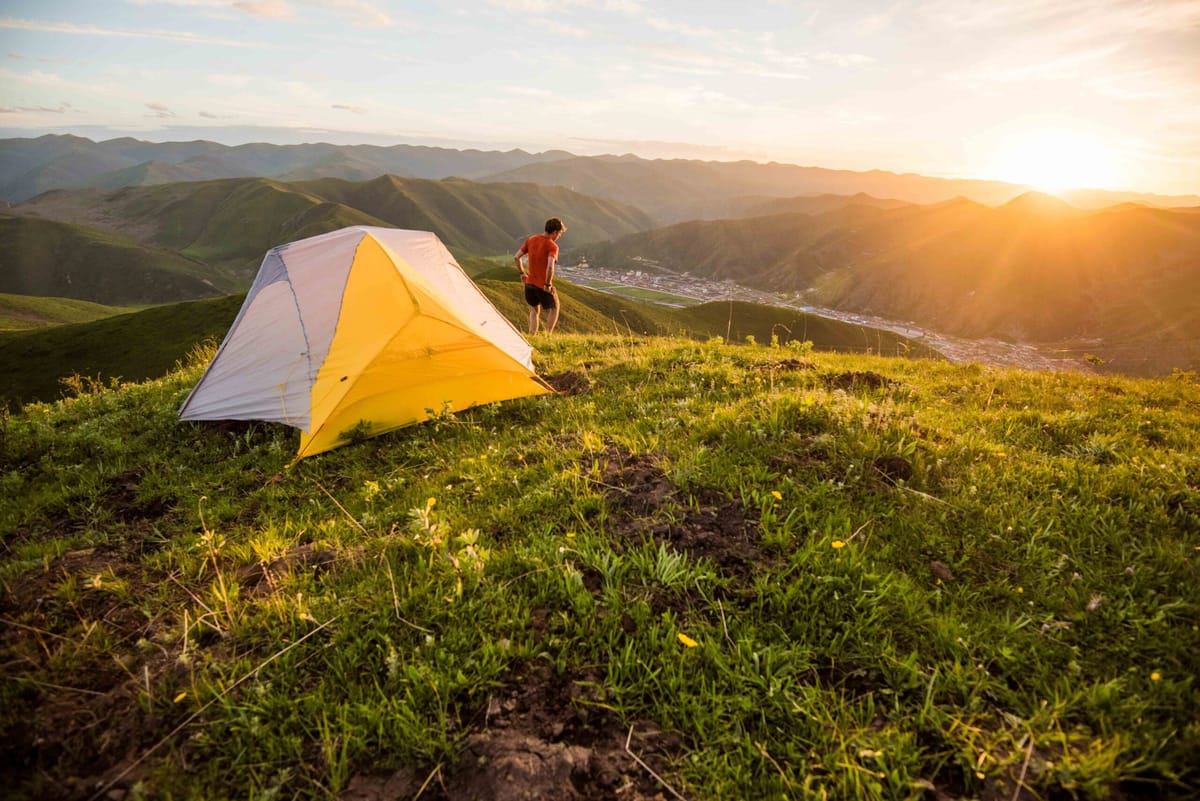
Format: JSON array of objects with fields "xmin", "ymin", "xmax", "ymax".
[
  {"xmin": 332, "ymin": 103, "xmax": 367, "ymax": 114},
  {"xmin": 0, "ymin": 17, "xmax": 258, "ymax": 47},
  {"xmin": 198, "ymin": 110, "xmax": 220, "ymax": 118},
  {"xmin": 0, "ymin": 102, "xmax": 75, "ymax": 114},
  {"xmin": 146, "ymin": 101, "xmax": 176, "ymax": 118}
]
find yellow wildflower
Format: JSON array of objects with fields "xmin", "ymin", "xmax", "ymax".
[
  {"xmin": 677, "ymin": 633, "xmax": 699, "ymax": 648},
  {"xmin": 1151, "ymin": 671, "xmax": 1162, "ymax": 681},
  {"xmin": 831, "ymin": 540, "xmax": 846, "ymax": 549},
  {"xmin": 771, "ymin": 491, "xmax": 782, "ymax": 500}
]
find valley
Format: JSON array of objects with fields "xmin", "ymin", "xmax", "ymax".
[{"xmin": 559, "ymin": 261, "xmax": 1092, "ymax": 373}]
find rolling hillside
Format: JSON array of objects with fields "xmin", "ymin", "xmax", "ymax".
[
  {"xmin": 0, "ymin": 215, "xmax": 229, "ymax": 304},
  {"xmin": 579, "ymin": 195, "xmax": 1200, "ymax": 375},
  {"xmin": 12, "ymin": 175, "xmax": 656, "ymax": 283},
  {"xmin": 0, "ymin": 280, "xmax": 935, "ymax": 408},
  {"xmin": 0, "ymin": 292, "xmax": 131, "ymax": 331}
]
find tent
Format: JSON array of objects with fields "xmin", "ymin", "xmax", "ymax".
[{"xmin": 179, "ymin": 226, "xmax": 552, "ymax": 460}]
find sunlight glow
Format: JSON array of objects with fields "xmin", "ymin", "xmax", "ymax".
[{"xmin": 986, "ymin": 130, "xmax": 1124, "ymax": 193}]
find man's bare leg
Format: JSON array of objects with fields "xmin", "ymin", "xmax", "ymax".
[
  {"xmin": 545, "ymin": 304, "xmax": 559, "ymax": 334},
  {"xmin": 528, "ymin": 306, "xmax": 540, "ymax": 335}
]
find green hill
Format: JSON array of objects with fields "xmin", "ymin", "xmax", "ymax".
[
  {"xmin": 0, "ymin": 215, "xmax": 230, "ymax": 304},
  {"xmin": 1, "ymin": 333, "xmax": 1197, "ymax": 800},
  {"xmin": 12, "ymin": 175, "xmax": 655, "ymax": 283},
  {"xmin": 0, "ymin": 292, "xmax": 131, "ymax": 331},
  {"xmin": 0, "ymin": 294, "xmax": 243, "ymax": 406}
]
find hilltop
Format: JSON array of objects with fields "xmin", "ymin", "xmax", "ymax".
[{"xmin": 1, "ymin": 334, "xmax": 1198, "ymax": 800}]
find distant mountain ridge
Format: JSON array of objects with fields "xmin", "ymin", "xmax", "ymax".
[
  {"xmin": 4, "ymin": 134, "xmax": 1196, "ymax": 223},
  {"xmin": 0, "ymin": 134, "xmax": 574, "ymax": 203}
]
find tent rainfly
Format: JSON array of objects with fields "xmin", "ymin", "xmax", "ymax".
[{"xmin": 179, "ymin": 226, "xmax": 553, "ymax": 460}]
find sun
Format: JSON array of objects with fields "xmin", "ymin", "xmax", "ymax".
[{"xmin": 985, "ymin": 129, "xmax": 1123, "ymax": 194}]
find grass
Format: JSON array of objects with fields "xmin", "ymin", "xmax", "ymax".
[
  {"xmin": 0, "ymin": 292, "xmax": 133, "ymax": 331},
  {"xmin": 1, "ymin": 334, "xmax": 1197, "ymax": 800}
]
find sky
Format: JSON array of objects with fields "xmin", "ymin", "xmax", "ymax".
[{"xmin": 2, "ymin": 1, "xmax": 1199, "ymax": 196}]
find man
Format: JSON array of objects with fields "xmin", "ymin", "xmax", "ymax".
[{"xmin": 514, "ymin": 217, "xmax": 565, "ymax": 335}]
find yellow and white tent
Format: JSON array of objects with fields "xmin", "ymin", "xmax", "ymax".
[{"xmin": 180, "ymin": 226, "xmax": 552, "ymax": 460}]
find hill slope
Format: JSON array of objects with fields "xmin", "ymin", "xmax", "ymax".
[
  {"xmin": 12, "ymin": 175, "xmax": 656, "ymax": 283},
  {"xmin": 0, "ymin": 215, "xmax": 228, "ymax": 304},
  {"xmin": 580, "ymin": 195, "xmax": 1200, "ymax": 374},
  {"xmin": 1, "ymin": 335, "xmax": 1197, "ymax": 800},
  {"xmin": 0, "ymin": 292, "xmax": 132, "ymax": 331}
]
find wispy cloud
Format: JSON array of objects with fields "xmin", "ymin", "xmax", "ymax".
[
  {"xmin": 0, "ymin": 17, "xmax": 257, "ymax": 47},
  {"xmin": 0, "ymin": 101, "xmax": 76, "ymax": 114},
  {"xmin": 146, "ymin": 101, "xmax": 176, "ymax": 118},
  {"xmin": 332, "ymin": 103, "xmax": 367, "ymax": 114}
]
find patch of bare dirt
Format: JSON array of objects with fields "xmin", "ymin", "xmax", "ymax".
[
  {"xmin": 543, "ymin": 370, "xmax": 592, "ymax": 396},
  {"xmin": 871, "ymin": 455, "xmax": 913, "ymax": 484},
  {"xmin": 342, "ymin": 664, "xmax": 681, "ymax": 801},
  {"xmin": 752, "ymin": 358, "xmax": 815, "ymax": 372},
  {"xmin": 236, "ymin": 543, "xmax": 339, "ymax": 594},
  {"xmin": 584, "ymin": 443, "xmax": 767, "ymax": 583},
  {"xmin": 826, "ymin": 371, "xmax": 895, "ymax": 391}
]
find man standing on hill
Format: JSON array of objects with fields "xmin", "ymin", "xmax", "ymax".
[{"xmin": 514, "ymin": 217, "xmax": 565, "ymax": 335}]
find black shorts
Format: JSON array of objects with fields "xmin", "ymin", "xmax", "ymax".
[{"xmin": 524, "ymin": 284, "xmax": 556, "ymax": 309}]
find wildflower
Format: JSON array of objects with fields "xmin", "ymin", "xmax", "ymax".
[
  {"xmin": 174, "ymin": 691, "xmax": 187, "ymax": 703},
  {"xmin": 771, "ymin": 491, "xmax": 782, "ymax": 500},
  {"xmin": 677, "ymin": 633, "xmax": 698, "ymax": 648},
  {"xmin": 831, "ymin": 540, "xmax": 846, "ymax": 549},
  {"xmin": 426, "ymin": 497, "xmax": 436, "ymax": 509},
  {"xmin": 1150, "ymin": 671, "xmax": 1162, "ymax": 681}
]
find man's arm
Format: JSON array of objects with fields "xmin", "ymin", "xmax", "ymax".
[
  {"xmin": 514, "ymin": 247, "xmax": 527, "ymax": 278},
  {"xmin": 545, "ymin": 252, "xmax": 556, "ymax": 289}
]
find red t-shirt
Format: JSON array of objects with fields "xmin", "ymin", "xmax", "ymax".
[{"xmin": 518, "ymin": 234, "xmax": 558, "ymax": 290}]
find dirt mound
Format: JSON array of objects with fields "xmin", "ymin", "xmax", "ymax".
[
  {"xmin": 826, "ymin": 371, "xmax": 895, "ymax": 390},
  {"xmin": 543, "ymin": 370, "xmax": 592, "ymax": 396},
  {"xmin": 342, "ymin": 664, "xmax": 681, "ymax": 801}
]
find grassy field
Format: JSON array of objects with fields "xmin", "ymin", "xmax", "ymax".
[{"xmin": 1, "ymin": 334, "xmax": 1198, "ymax": 800}]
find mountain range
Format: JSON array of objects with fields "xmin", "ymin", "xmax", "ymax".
[{"xmin": 4, "ymin": 135, "xmax": 1198, "ymax": 224}]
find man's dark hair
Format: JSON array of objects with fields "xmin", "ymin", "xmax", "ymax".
[{"xmin": 544, "ymin": 217, "xmax": 565, "ymax": 234}]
